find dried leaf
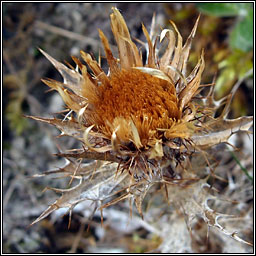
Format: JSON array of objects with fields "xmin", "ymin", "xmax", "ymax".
[
  {"xmin": 26, "ymin": 115, "xmax": 84, "ymax": 140},
  {"xmin": 178, "ymin": 50, "xmax": 205, "ymax": 110},
  {"xmin": 149, "ymin": 140, "xmax": 164, "ymax": 159},
  {"xmin": 110, "ymin": 7, "xmax": 142, "ymax": 68},
  {"xmin": 133, "ymin": 67, "xmax": 172, "ymax": 84},
  {"xmin": 142, "ymin": 23, "xmax": 155, "ymax": 68},
  {"xmin": 41, "ymin": 79, "xmax": 83, "ymax": 112},
  {"xmin": 83, "ymin": 125, "xmax": 113, "ymax": 153},
  {"xmin": 130, "ymin": 120, "xmax": 143, "ymax": 148},
  {"xmin": 55, "ymin": 150, "xmax": 120, "ymax": 163},
  {"xmin": 39, "ymin": 48, "xmax": 83, "ymax": 95},
  {"xmin": 98, "ymin": 29, "xmax": 119, "ymax": 73},
  {"xmin": 179, "ymin": 15, "xmax": 200, "ymax": 76},
  {"xmin": 191, "ymin": 116, "xmax": 253, "ymax": 148},
  {"xmin": 80, "ymin": 50, "xmax": 110, "ymax": 86},
  {"xmin": 167, "ymin": 20, "xmax": 183, "ymax": 80},
  {"xmin": 159, "ymin": 28, "xmax": 176, "ymax": 72},
  {"xmin": 31, "ymin": 162, "xmax": 129, "ymax": 225}
]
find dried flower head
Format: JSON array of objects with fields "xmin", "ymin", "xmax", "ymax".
[{"xmin": 29, "ymin": 7, "xmax": 252, "ymax": 247}]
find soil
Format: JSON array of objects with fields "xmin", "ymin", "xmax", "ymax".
[{"xmin": 3, "ymin": 3, "xmax": 253, "ymax": 253}]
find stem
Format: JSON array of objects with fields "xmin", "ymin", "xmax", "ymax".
[{"xmin": 230, "ymin": 151, "xmax": 253, "ymax": 182}]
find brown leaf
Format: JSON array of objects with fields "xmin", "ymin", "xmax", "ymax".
[
  {"xmin": 98, "ymin": 29, "xmax": 119, "ymax": 73},
  {"xmin": 26, "ymin": 115, "xmax": 84, "ymax": 140},
  {"xmin": 191, "ymin": 116, "xmax": 253, "ymax": 148},
  {"xmin": 110, "ymin": 7, "xmax": 142, "ymax": 69},
  {"xmin": 31, "ymin": 163, "xmax": 129, "ymax": 225},
  {"xmin": 178, "ymin": 50, "xmax": 205, "ymax": 110},
  {"xmin": 167, "ymin": 20, "xmax": 183, "ymax": 80},
  {"xmin": 39, "ymin": 48, "xmax": 84, "ymax": 95},
  {"xmin": 55, "ymin": 150, "xmax": 120, "ymax": 163},
  {"xmin": 159, "ymin": 29, "xmax": 176, "ymax": 72}
]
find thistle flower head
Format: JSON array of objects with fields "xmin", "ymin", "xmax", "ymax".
[
  {"xmin": 39, "ymin": 8, "xmax": 205, "ymax": 161},
  {"xmin": 30, "ymin": 7, "xmax": 253, "ymax": 248}
]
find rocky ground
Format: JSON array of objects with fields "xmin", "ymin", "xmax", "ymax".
[{"xmin": 3, "ymin": 3, "xmax": 253, "ymax": 253}]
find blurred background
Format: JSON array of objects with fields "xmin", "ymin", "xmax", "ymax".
[{"xmin": 3, "ymin": 2, "xmax": 253, "ymax": 253}]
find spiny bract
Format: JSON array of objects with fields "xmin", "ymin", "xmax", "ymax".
[{"xmin": 29, "ymin": 7, "xmax": 252, "ymax": 247}]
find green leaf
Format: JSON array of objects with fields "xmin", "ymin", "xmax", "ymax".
[
  {"xmin": 230, "ymin": 9, "xmax": 253, "ymax": 52},
  {"xmin": 238, "ymin": 59, "xmax": 253, "ymax": 80},
  {"xmin": 230, "ymin": 151, "xmax": 253, "ymax": 182},
  {"xmin": 197, "ymin": 3, "xmax": 250, "ymax": 17}
]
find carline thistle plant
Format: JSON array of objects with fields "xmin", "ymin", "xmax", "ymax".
[{"xmin": 29, "ymin": 7, "xmax": 253, "ymax": 246}]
